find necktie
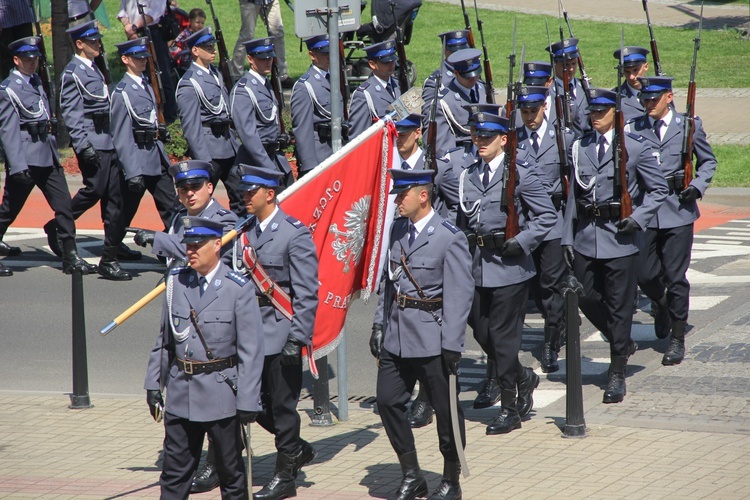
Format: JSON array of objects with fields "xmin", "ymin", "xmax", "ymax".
[
  {"xmin": 199, "ymin": 277, "xmax": 207, "ymax": 297},
  {"xmin": 325, "ymin": 73, "xmax": 330, "ymax": 82},
  {"xmin": 654, "ymin": 119, "xmax": 664, "ymax": 141},
  {"xmin": 531, "ymin": 131, "xmax": 540, "ymax": 153},
  {"xmin": 470, "ymin": 88, "xmax": 478, "ymax": 104},
  {"xmin": 141, "ymin": 76, "xmax": 149, "ymax": 89},
  {"xmin": 255, "ymin": 224, "xmax": 262, "ymax": 237},
  {"xmin": 568, "ymin": 81, "xmax": 576, "ymax": 99},
  {"xmin": 401, "ymin": 161, "xmax": 410, "ymax": 170},
  {"xmin": 597, "ymin": 135, "xmax": 607, "ymax": 163},
  {"xmin": 482, "ymin": 162, "xmax": 490, "ymax": 188},
  {"xmin": 408, "ymin": 224, "xmax": 416, "ymax": 246},
  {"xmin": 386, "ymin": 82, "xmax": 395, "ymax": 99}
]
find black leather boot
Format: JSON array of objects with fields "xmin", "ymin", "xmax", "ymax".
[
  {"xmin": 61, "ymin": 238, "xmax": 90, "ymax": 275},
  {"xmin": 391, "ymin": 450, "xmax": 428, "ymax": 500},
  {"xmin": 253, "ymin": 452, "xmax": 297, "ymax": 499},
  {"xmin": 116, "ymin": 242, "xmax": 142, "ymax": 261},
  {"xmin": 473, "ymin": 360, "xmax": 501, "ymax": 409},
  {"xmin": 0, "ymin": 260, "xmax": 12, "ymax": 277},
  {"xmin": 0, "ymin": 240, "xmax": 21, "ymax": 256},
  {"xmin": 191, "ymin": 443, "xmax": 220, "ymax": 493},
  {"xmin": 408, "ymin": 393, "xmax": 434, "ymax": 428},
  {"xmin": 603, "ymin": 355, "xmax": 628, "ymax": 404},
  {"xmin": 662, "ymin": 320, "xmax": 686, "ymax": 366},
  {"xmin": 486, "ymin": 389, "xmax": 521, "ymax": 435},
  {"xmin": 428, "ymin": 461, "xmax": 461, "ymax": 499},
  {"xmin": 652, "ymin": 295, "xmax": 672, "ymax": 339},
  {"xmin": 98, "ymin": 246, "xmax": 132, "ymax": 281},
  {"xmin": 291, "ymin": 439, "xmax": 316, "ymax": 478},
  {"xmin": 43, "ymin": 220, "xmax": 62, "ymax": 258},
  {"xmin": 541, "ymin": 326, "xmax": 561, "ymax": 373},
  {"xmin": 516, "ymin": 366, "xmax": 540, "ymax": 418}
]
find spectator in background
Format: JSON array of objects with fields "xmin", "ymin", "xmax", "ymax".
[
  {"xmin": 117, "ymin": 0, "xmax": 177, "ymax": 122},
  {"xmin": 0, "ymin": 0, "xmax": 35, "ymax": 79},
  {"xmin": 68, "ymin": 0, "xmax": 103, "ymax": 27},
  {"xmin": 169, "ymin": 8, "xmax": 206, "ymax": 74}
]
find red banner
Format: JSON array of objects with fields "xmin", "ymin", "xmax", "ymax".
[{"xmin": 278, "ymin": 121, "xmax": 397, "ymax": 358}]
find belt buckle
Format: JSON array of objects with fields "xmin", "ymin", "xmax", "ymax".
[
  {"xmin": 476, "ymin": 235, "xmax": 485, "ymax": 247},
  {"xmin": 593, "ymin": 205, "xmax": 601, "ymax": 217},
  {"xmin": 183, "ymin": 360, "xmax": 193, "ymax": 375},
  {"xmin": 397, "ymin": 294, "xmax": 407, "ymax": 308}
]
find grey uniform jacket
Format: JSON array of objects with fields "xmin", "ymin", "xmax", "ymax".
[
  {"xmin": 0, "ymin": 70, "xmax": 59, "ymax": 174},
  {"xmin": 176, "ymin": 62, "xmax": 238, "ymax": 162},
  {"xmin": 59, "ymin": 57, "xmax": 114, "ymax": 153},
  {"xmin": 434, "ymin": 79, "xmax": 487, "ymax": 156},
  {"xmin": 562, "ymin": 131, "xmax": 669, "ymax": 259},
  {"xmin": 626, "ymin": 114, "xmax": 716, "ymax": 229},
  {"xmin": 374, "ymin": 212, "xmax": 474, "ymax": 358},
  {"xmin": 553, "ymin": 77, "xmax": 591, "ymax": 138},
  {"xmin": 290, "ymin": 65, "xmax": 343, "ymax": 172},
  {"xmin": 434, "ymin": 143, "xmax": 475, "ymax": 223},
  {"xmin": 144, "ymin": 262, "xmax": 264, "ymax": 422},
  {"xmin": 615, "ymin": 83, "xmax": 645, "ymax": 123},
  {"xmin": 230, "ymin": 71, "xmax": 291, "ymax": 174},
  {"xmin": 110, "ymin": 75, "xmax": 169, "ymax": 179},
  {"xmin": 517, "ymin": 123, "xmax": 575, "ymax": 241},
  {"xmin": 234, "ymin": 209, "xmax": 319, "ymax": 356},
  {"xmin": 458, "ymin": 157, "xmax": 557, "ymax": 287},
  {"xmin": 421, "ymin": 62, "xmax": 454, "ymax": 115},
  {"xmin": 348, "ymin": 75, "xmax": 400, "ymax": 140},
  {"xmin": 152, "ymin": 198, "xmax": 238, "ymax": 265}
]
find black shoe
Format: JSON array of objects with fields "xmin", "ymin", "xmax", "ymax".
[
  {"xmin": 0, "ymin": 241, "xmax": 21, "ymax": 257},
  {"xmin": 98, "ymin": 247, "xmax": 132, "ymax": 281},
  {"xmin": 541, "ymin": 326, "xmax": 561, "ymax": 373},
  {"xmin": 391, "ymin": 450, "xmax": 428, "ymax": 500},
  {"xmin": 253, "ymin": 452, "xmax": 297, "ymax": 500},
  {"xmin": 602, "ymin": 356, "xmax": 627, "ymax": 404},
  {"xmin": 408, "ymin": 400, "xmax": 434, "ymax": 428},
  {"xmin": 0, "ymin": 261, "xmax": 12, "ymax": 277},
  {"xmin": 662, "ymin": 320, "xmax": 686, "ymax": 366},
  {"xmin": 652, "ymin": 296, "xmax": 672, "ymax": 339},
  {"xmin": 43, "ymin": 220, "xmax": 62, "ymax": 257},
  {"xmin": 61, "ymin": 239, "xmax": 90, "ymax": 275},
  {"xmin": 291, "ymin": 439, "xmax": 316, "ymax": 478},
  {"xmin": 473, "ymin": 378, "xmax": 501, "ymax": 409},
  {"xmin": 516, "ymin": 367, "xmax": 540, "ymax": 418},
  {"xmin": 486, "ymin": 389, "xmax": 521, "ymax": 435},
  {"xmin": 190, "ymin": 460, "xmax": 220, "ymax": 493},
  {"xmin": 428, "ymin": 461, "xmax": 461, "ymax": 499},
  {"xmin": 116, "ymin": 242, "xmax": 142, "ymax": 261}
]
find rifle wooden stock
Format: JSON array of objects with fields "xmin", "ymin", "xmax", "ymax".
[
  {"xmin": 206, "ymin": 0, "xmax": 234, "ymax": 91},
  {"xmin": 614, "ymin": 109, "xmax": 632, "ymax": 220},
  {"xmin": 390, "ymin": 2, "xmax": 411, "ymax": 91},
  {"xmin": 553, "ymin": 98, "xmax": 570, "ymax": 199},
  {"xmin": 503, "ymin": 100, "xmax": 519, "ymax": 239},
  {"xmin": 459, "ymin": 0, "xmax": 476, "ymax": 48},
  {"xmin": 682, "ymin": 5, "xmax": 702, "ymax": 190},
  {"xmin": 642, "ymin": 0, "xmax": 664, "ymax": 76},
  {"xmin": 100, "ymin": 228, "xmax": 240, "ymax": 336},
  {"xmin": 137, "ymin": 12, "xmax": 166, "ymax": 126}
]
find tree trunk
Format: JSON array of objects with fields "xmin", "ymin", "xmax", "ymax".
[{"xmin": 50, "ymin": 0, "xmax": 71, "ymax": 148}]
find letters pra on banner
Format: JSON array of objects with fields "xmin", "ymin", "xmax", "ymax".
[{"xmin": 277, "ymin": 120, "xmax": 399, "ymax": 359}]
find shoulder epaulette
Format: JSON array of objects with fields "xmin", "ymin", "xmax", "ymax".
[
  {"xmin": 216, "ymin": 208, "xmax": 230, "ymax": 216},
  {"xmin": 64, "ymin": 62, "xmax": 76, "ymax": 73},
  {"xmin": 626, "ymin": 132, "xmax": 646, "ymax": 142},
  {"xmin": 226, "ymin": 270, "xmax": 249, "ymax": 286},
  {"xmin": 298, "ymin": 73, "xmax": 310, "ymax": 82},
  {"xmin": 182, "ymin": 69, "xmax": 193, "ymax": 80},
  {"xmin": 237, "ymin": 76, "xmax": 248, "ymax": 87},
  {"xmin": 114, "ymin": 81, "xmax": 126, "ymax": 92},
  {"xmin": 358, "ymin": 81, "xmax": 370, "ymax": 91},
  {"xmin": 0, "ymin": 81, "xmax": 7, "ymax": 91},
  {"xmin": 442, "ymin": 220, "xmax": 460, "ymax": 234},
  {"xmin": 286, "ymin": 215, "xmax": 303, "ymax": 228}
]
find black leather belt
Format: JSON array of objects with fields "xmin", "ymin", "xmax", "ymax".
[
  {"xmin": 21, "ymin": 120, "xmax": 51, "ymax": 135},
  {"xmin": 205, "ymin": 121, "xmax": 231, "ymax": 136},
  {"xmin": 263, "ymin": 142, "xmax": 279, "ymax": 156},
  {"xmin": 85, "ymin": 112, "xmax": 109, "ymax": 128},
  {"xmin": 69, "ymin": 11, "xmax": 92, "ymax": 22},
  {"xmin": 665, "ymin": 174, "xmax": 685, "ymax": 195},
  {"xmin": 395, "ymin": 293, "xmax": 442, "ymax": 312},
  {"xmin": 257, "ymin": 294, "xmax": 272, "ymax": 307},
  {"xmin": 577, "ymin": 201, "xmax": 621, "ymax": 220},
  {"xmin": 133, "ymin": 128, "xmax": 158, "ymax": 145},
  {"xmin": 177, "ymin": 355, "xmax": 237, "ymax": 375},
  {"xmin": 476, "ymin": 231, "xmax": 506, "ymax": 249}
]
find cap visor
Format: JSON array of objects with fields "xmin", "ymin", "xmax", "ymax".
[
  {"xmin": 252, "ymin": 51, "xmax": 276, "ymax": 59},
  {"xmin": 131, "ymin": 52, "xmax": 151, "ymax": 59},
  {"xmin": 18, "ymin": 51, "xmax": 41, "ymax": 58},
  {"xmin": 447, "ymin": 43, "xmax": 470, "ymax": 52},
  {"xmin": 181, "ymin": 235, "xmax": 213, "ymax": 244},
  {"xmin": 459, "ymin": 68, "xmax": 481, "ymax": 79},
  {"xmin": 473, "ymin": 129, "xmax": 501, "ymax": 137},
  {"xmin": 639, "ymin": 91, "xmax": 667, "ymax": 100},
  {"xmin": 517, "ymin": 101, "xmax": 544, "ymax": 109},
  {"xmin": 389, "ymin": 184, "xmax": 416, "ymax": 194},
  {"xmin": 524, "ymin": 76, "xmax": 549, "ymax": 85},
  {"xmin": 83, "ymin": 33, "xmax": 103, "ymax": 41},
  {"xmin": 587, "ymin": 104, "xmax": 613, "ymax": 111},
  {"xmin": 377, "ymin": 54, "xmax": 398, "ymax": 63}
]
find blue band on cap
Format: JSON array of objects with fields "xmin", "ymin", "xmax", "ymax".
[
  {"xmin": 372, "ymin": 47, "xmax": 395, "ymax": 59},
  {"xmin": 475, "ymin": 121, "xmax": 507, "ymax": 132},
  {"xmin": 184, "ymin": 226, "xmax": 223, "ymax": 238},
  {"xmin": 518, "ymin": 93, "xmax": 546, "ymax": 102},
  {"xmin": 250, "ymin": 45, "xmax": 274, "ymax": 55},
  {"xmin": 623, "ymin": 53, "xmax": 647, "ymax": 63},
  {"xmin": 78, "ymin": 28, "xmax": 99, "ymax": 39},
  {"xmin": 393, "ymin": 173, "xmax": 433, "ymax": 187},
  {"xmin": 14, "ymin": 44, "xmax": 39, "ymax": 54},
  {"xmin": 121, "ymin": 45, "xmax": 148, "ymax": 55},
  {"xmin": 241, "ymin": 174, "xmax": 279, "ymax": 187},
  {"xmin": 308, "ymin": 40, "xmax": 329, "ymax": 50},
  {"xmin": 193, "ymin": 34, "xmax": 215, "ymax": 47},
  {"xmin": 642, "ymin": 83, "xmax": 671, "ymax": 93},
  {"xmin": 174, "ymin": 169, "xmax": 210, "ymax": 182},
  {"xmin": 446, "ymin": 37, "xmax": 467, "ymax": 46},
  {"xmin": 553, "ymin": 45, "xmax": 578, "ymax": 57}
]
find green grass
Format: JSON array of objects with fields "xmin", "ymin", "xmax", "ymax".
[{"xmin": 711, "ymin": 144, "xmax": 750, "ymax": 186}]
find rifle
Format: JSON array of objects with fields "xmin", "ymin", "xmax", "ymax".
[
  {"xmin": 545, "ymin": 20, "xmax": 570, "ymax": 200},
  {"xmin": 682, "ymin": 1, "xmax": 703, "ymax": 190},
  {"xmin": 338, "ymin": 38, "xmax": 350, "ymax": 121},
  {"xmin": 502, "ymin": 45, "xmax": 524, "ymax": 240},
  {"xmin": 558, "ymin": 0, "xmax": 592, "ymax": 102},
  {"xmin": 29, "ymin": 0, "xmax": 56, "ymax": 128},
  {"xmin": 614, "ymin": 29, "xmax": 632, "ymax": 221},
  {"xmin": 505, "ymin": 18, "xmax": 517, "ymax": 118},
  {"xmin": 206, "ymin": 0, "xmax": 235, "ymax": 90},
  {"xmin": 642, "ymin": 0, "xmax": 664, "ymax": 76},
  {"xmin": 389, "ymin": 1, "xmax": 411, "ymax": 92},
  {"xmin": 137, "ymin": 4, "xmax": 167, "ymax": 128},
  {"xmin": 425, "ymin": 37, "xmax": 446, "ymax": 172},
  {"xmin": 554, "ymin": 18, "xmax": 573, "ymax": 129},
  {"xmin": 458, "ymin": 0, "xmax": 476, "ymax": 48},
  {"xmin": 94, "ymin": 46, "xmax": 113, "ymax": 85},
  {"xmin": 473, "ymin": 0, "xmax": 494, "ymax": 103},
  {"xmin": 259, "ymin": 0, "xmax": 290, "ymax": 150}
]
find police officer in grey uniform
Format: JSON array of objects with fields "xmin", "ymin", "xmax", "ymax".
[
  {"xmin": 613, "ymin": 46, "xmax": 650, "ymax": 122},
  {"xmin": 547, "ymin": 38, "xmax": 591, "ymax": 138},
  {"xmin": 232, "ymin": 165, "xmax": 318, "ymax": 500},
  {"xmin": 522, "ymin": 61, "xmax": 558, "ymax": 126},
  {"xmin": 370, "ymin": 168, "xmax": 474, "ymax": 500},
  {"xmin": 110, "ymin": 38, "xmax": 177, "ymax": 243},
  {"xmin": 456, "ymin": 110, "xmax": 555, "ymax": 434},
  {"xmin": 132, "ymin": 160, "xmax": 237, "ymax": 269},
  {"xmin": 290, "ymin": 35, "xmax": 344, "ymax": 177},
  {"xmin": 628, "ymin": 77, "xmax": 717, "ymax": 366},
  {"xmin": 176, "ymin": 27, "xmax": 244, "ymax": 215},
  {"xmin": 421, "ymin": 30, "xmax": 470, "ymax": 114},
  {"xmin": 434, "ymin": 48, "xmax": 488, "ymax": 157},
  {"xmin": 516, "ymin": 85, "xmax": 574, "ymax": 373},
  {"xmin": 0, "ymin": 36, "xmax": 89, "ymax": 276},
  {"xmin": 144, "ymin": 216, "xmax": 264, "ymax": 500},
  {"xmin": 55, "ymin": 21, "xmax": 131, "ymax": 280},
  {"xmin": 348, "ymin": 40, "xmax": 401, "ymax": 140},
  {"xmin": 562, "ymin": 88, "xmax": 668, "ymax": 404},
  {"xmin": 230, "ymin": 38, "xmax": 293, "ymax": 190}
]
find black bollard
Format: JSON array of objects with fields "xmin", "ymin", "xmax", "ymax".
[
  {"xmin": 69, "ymin": 267, "xmax": 93, "ymax": 409},
  {"xmin": 562, "ymin": 275, "xmax": 585, "ymax": 438},
  {"xmin": 310, "ymin": 355, "xmax": 334, "ymax": 426}
]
